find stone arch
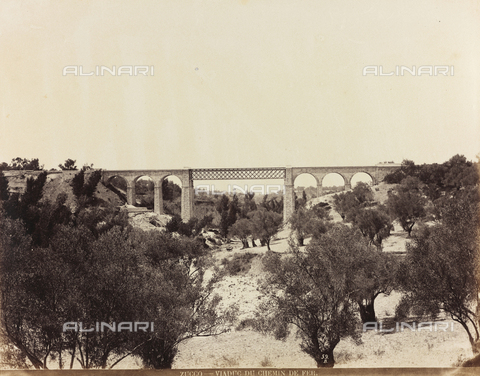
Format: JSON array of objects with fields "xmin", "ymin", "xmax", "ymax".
[
  {"xmin": 350, "ymin": 172, "xmax": 374, "ymax": 188},
  {"xmin": 160, "ymin": 174, "xmax": 183, "ymax": 217},
  {"xmin": 134, "ymin": 175, "xmax": 154, "ymax": 209},
  {"xmin": 293, "ymin": 173, "xmax": 319, "ymax": 204},
  {"xmin": 292, "ymin": 172, "xmax": 319, "ymax": 186},
  {"xmin": 321, "ymin": 172, "xmax": 347, "ymax": 194}
]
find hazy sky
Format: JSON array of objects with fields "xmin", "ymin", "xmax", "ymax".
[{"xmin": 1, "ymin": 0, "xmax": 479, "ymax": 172}]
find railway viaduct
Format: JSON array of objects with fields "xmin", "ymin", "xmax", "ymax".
[{"xmin": 102, "ymin": 164, "xmax": 400, "ymax": 222}]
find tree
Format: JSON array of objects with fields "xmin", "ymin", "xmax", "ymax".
[
  {"xmin": 344, "ymin": 231, "xmax": 397, "ymax": 323},
  {"xmin": 288, "ymin": 206, "xmax": 331, "ymax": 246},
  {"xmin": 64, "ymin": 226, "xmax": 164, "ymax": 369},
  {"xmin": 22, "ymin": 172, "xmax": 48, "ymax": 208},
  {"xmin": 30, "ymin": 195, "xmax": 72, "ymax": 247},
  {"xmin": 3, "ymin": 172, "xmax": 48, "ymax": 236},
  {"xmin": 9, "ymin": 158, "xmax": 43, "ymax": 171},
  {"xmin": 352, "ymin": 182, "xmax": 374, "ymax": 204},
  {"xmin": 228, "ymin": 218, "xmax": 253, "ymax": 249},
  {"xmin": 238, "ymin": 193, "xmax": 258, "ymax": 246},
  {"xmin": 384, "ymin": 155, "xmax": 478, "ymax": 196},
  {"xmin": 0, "ymin": 216, "xmax": 133, "ymax": 369},
  {"xmin": 260, "ymin": 194, "xmax": 283, "ymax": 214},
  {"xmin": 396, "ymin": 187, "xmax": 480, "ymax": 354},
  {"xmin": 135, "ymin": 179, "xmax": 153, "ymax": 196},
  {"xmin": 0, "ymin": 213, "xmax": 46, "ymax": 368},
  {"xmin": 255, "ymin": 227, "xmax": 362, "ymax": 367},
  {"xmin": 312, "ymin": 225, "xmax": 396, "ymax": 323},
  {"xmin": 129, "ymin": 230, "xmax": 237, "ymax": 368},
  {"xmin": 81, "ymin": 163, "xmax": 94, "ymax": 171},
  {"xmin": 333, "ymin": 183, "xmax": 374, "ymax": 223},
  {"xmin": 400, "ymin": 159, "xmax": 418, "ymax": 177},
  {"xmin": 295, "ymin": 190, "xmax": 308, "ymax": 210},
  {"xmin": 310, "ymin": 202, "xmax": 331, "ymax": 220},
  {"xmin": 240, "ymin": 192, "xmax": 257, "ymax": 219},
  {"xmin": 386, "ymin": 177, "xmax": 426, "ymax": 236},
  {"xmin": 227, "ymin": 194, "xmax": 240, "ymax": 230},
  {"xmin": 70, "ymin": 169, "xmax": 102, "ymax": 207},
  {"xmin": 165, "ymin": 214, "xmax": 181, "ymax": 233},
  {"xmin": 0, "ymin": 205, "xmax": 236, "ymax": 369},
  {"xmin": 162, "ymin": 179, "xmax": 181, "ymax": 201},
  {"xmin": 58, "ymin": 159, "xmax": 77, "ymax": 170},
  {"xmin": 417, "ymin": 163, "xmax": 446, "ymax": 200},
  {"xmin": 355, "ymin": 206, "xmax": 393, "ymax": 249},
  {"xmin": 215, "ymin": 193, "xmax": 230, "ymax": 213},
  {"xmin": 333, "ymin": 191, "xmax": 358, "ymax": 221},
  {"xmin": 288, "ymin": 206, "xmax": 313, "ymax": 246},
  {"xmin": 213, "ymin": 193, "xmax": 240, "ymax": 238},
  {"xmin": 71, "ymin": 170, "xmax": 86, "ymax": 198},
  {"xmin": 0, "ymin": 171, "xmax": 9, "ymax": 201},
  {"xmin": 215, "ymin": 194, "xmax": 231, "ymax": 238},
  {"xmin": 442, "ymin": 154, "xmax": 478, "ymax": 191},
  {"xmin": 249, "ymin": 209, "xmax": 283, "ymax": 251},
  {"xmin": 383, "ymin": 159, "xmax": 417, "ymax": 184}
]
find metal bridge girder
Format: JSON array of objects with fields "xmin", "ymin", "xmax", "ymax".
[{"xmin": 191, "ymin": 167, "xmax": 286, "ymax": 180}]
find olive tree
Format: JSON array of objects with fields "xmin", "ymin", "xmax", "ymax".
[
  {"xmin": 355, "ymin": 206, "xmax": 393, "ymax": 249},
  {"xmin": 255, "ymin": 225, "xmax": 365, "ymax": 367},
  {"xmin": 386, "ymin": 177, "xmax": 426, "ymax": 236},
  {"xmin": 396, "ymin": 188, "xmax": 480, "ymax": 354},
  {"xmin": 0, "ymin": 209, "xmax": 236, "ymax": 369},
  {"xmin": 228, "ymin": 218, "xmax": 253, "ymax": 249},
  {"xmin": 249, "ymin": 209, "xmax": 283, "ymax": 251}
]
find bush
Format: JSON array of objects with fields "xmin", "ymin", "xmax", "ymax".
[
  {"xmin": 0, "ymin": 207, "xmax": 236, "ymax": 369},
  {"xmin": 260, "ymin": 356, "xmax": 273, "ymax": 367},
  {"xmin": 166, "ymin": 214, "xmax": 182, "ymax": 233},
  {"xmin": 163, "ymin": 199, "xmax": 181, "ymax": 216},
  {"xmin": 178, "ymin": 218, "xmax": 196, "ymax": 237},
  {"xmin": 166, "ymin": 214, "xmax": 213, "ymax": 238},
  {"xmin": 221, "ymin": 252, "xmax": 256, "ymax": 276},
  {"xmin": 70, "ymin": 169, "xmax": 102, "ymax": 206}
]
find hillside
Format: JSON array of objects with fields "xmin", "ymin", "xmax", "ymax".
[
  {"xmin": 42, "ymin": 171, "xmax": 125, "ymax": 209},
  {"xmin": 4, "ymin": 170, "xmax": 124, "ymax": 209},
  {"xmin": 5, "ymin": 170, "xmax": 174, "ymax": 232}
]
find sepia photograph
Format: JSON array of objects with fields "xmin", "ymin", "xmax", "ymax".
[{"xmin": 0, "ymin": 1, "xmax": 479, "ymax": 375}]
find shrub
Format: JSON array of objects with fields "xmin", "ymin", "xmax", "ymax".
[
  {"xmin": 221, "ymin": 252, "xmax": 256, "ymax": 276},
  {"xmin": 166, "ymin": 214, "xmax": 182, "ymax": 233},
  {"xmin": 260, "ymin": 356, "xmax": 273, "ymax": 367}
]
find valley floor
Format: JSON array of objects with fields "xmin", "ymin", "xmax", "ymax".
[{"xmin": 170, "ymin": 227, "xmax": 473, "ymax": 369}]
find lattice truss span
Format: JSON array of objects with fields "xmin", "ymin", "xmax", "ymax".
[{"xmin": 191, "ymin": 168, "xmax": 286, "ymax": 180}]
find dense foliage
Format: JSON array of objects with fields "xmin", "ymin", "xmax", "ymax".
[
  {"xmin": 256, "ymin": 226, "xmax": 367, "ymax": 367},
  {"xmin": 288, "ymin": 204, "xmax": 331, "ymax": 246},
  {"xmin": 58, "ymin": 159, "xmax": 77, "ymax": 171},
  {"xmin": 384, "ymin": 155, "xmax": 478, "ymax": 199},
  {"xmin": 396, "ymin": 186, "xmax": 480, "ymax": 354},
  {"xmin": 0, "ymin": 158, "xmax": 43, "ymax": 171},
  {"xmin": 0, "ymin": 171, "xmax": 235, "ymax": 369},
  {"xmin": 333, "ymin": 182, "xmax": 393, "ymax": 248},
  {"xmin": 385, "ymin": 177, "xmax": 426, "ymax": 236}
]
